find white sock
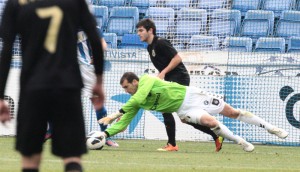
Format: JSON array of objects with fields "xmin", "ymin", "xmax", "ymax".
[
  {"xmin": 212, "ymin": 122, "xmax": 243, "ymax": 143},
  {"xmin": 237, "ymin": 110, "xmax": 274, "ymax": 130}
]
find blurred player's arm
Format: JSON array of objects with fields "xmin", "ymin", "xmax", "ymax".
[
  {"xmin": 79, "ymin": 0, "xmax": 105, "ymax": 110},
  {"xmin": 0, "ymin": 0, "xmax": 16, "ymax": 123}
]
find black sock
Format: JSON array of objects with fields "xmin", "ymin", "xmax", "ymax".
[
  {"xmin": 65, "ymin": 162, "xmax": 82, "ymax": 172},
  {"xmin": 187, "ymin": 122, "xmax": 218, "ymax": 141},
  {"xmin": 22, "ymin": 169, "xmax": 38, "ymax": 172},
  {"xmin": 163, "ymin": 113, "xmax": 176, "ymax": 146}
]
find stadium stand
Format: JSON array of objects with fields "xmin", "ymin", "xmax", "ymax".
[
  {"xmin": 165, "ymin": 0, "xmax": 191, "ymax": 12},
  {"xmin": 260, "ymin": 0, "xmax": 296, "ymax": 18},
  {"xmin": 187, "ymin": 35, "xmax": 219, "ymax": 51},
  {"xmin": 240, "ymin": 10, "xmax": 274, "ymax": 43},
  {"xmin": 175, "ymin": 8, "xmax": 207, "ymax": 44},
  {"xmin": 254, "ymin": 37, "xmax": 285, "ymax": 53},
  {"xmin": 208, "ymin": 9, "xmax": 241, "ymax": 40},
  {"xmin": 274, "ymin": 10, "xmax": 300, "ymax": 40},
  {"xmin": 91, "ymin": 0, "xmax": 127, "ymax": 12},
  {"xmin": 106, "ymin": 7, "xmax": 139, "ymax": 40},
  {"xmin": 145, "ymin": 7, "xmax": 175, "ymax": 38},
  {"xmin": 91, "ymin": 5, "xmax": 109, "ymax": 31},
  {"xmin": 130, "ymin": 0, "xmax": 157, "ymax": 14},
  {"xmin": 231, "ymin": 0, "xmax": 261, "ymax": 17},
  {"xmin": 224, "ymin": 37, "xmax": 253, "ymax": 52},
  {"xmin": 118, "ymin": 34, "xmax": 147, "ymax": 49},
  {"xmin": 103, "ymin": 33, "xmax": 118, "ymax": 48},
  {"xmin": 196, "ymin": 0, "xmax": 227, "ymax": 14},
  {"xmin": 287, "ymin": 36, "xmax": 300, "ymax": 52}
]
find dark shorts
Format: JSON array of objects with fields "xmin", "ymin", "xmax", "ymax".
[{"xmin": 16, "ymin": 88, "xmax": 87, "ymax": 157}]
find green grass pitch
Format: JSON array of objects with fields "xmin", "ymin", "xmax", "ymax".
[{"xmin": 0, "ymin": 137, "xmax": 299, "ymax": 172}]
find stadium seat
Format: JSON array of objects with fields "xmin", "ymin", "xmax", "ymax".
[
  {"xmin": 254, "ymin": 37, "xmax": 285, "ymax": 53},
  {"xmin": 175, "ymin": 8, "xmax": 207, "ymax": 44},
  {"xmin": 261, "ymin": 0, "xmax": 296, "ymax": 18},
  {"xmin": 106, "ymin": 7, "xmax": 139, "ymax": 40},
  {"xmin": 130, "ymin": 0, "xmax": 157, "ymax": 14},
  {"xmin": 187, "ymin": 35, "xmax": 219, "ymax": 51},
  {"xmin": 275, "ymin": 10, "xmax": 300, "ymax": 40},
  {"xmin": 240, "ymin": 10, "xmax": 274, "ymax": 42},
  {"xmin": 165, "ymin": 0, "xmax": 191, "ymax": 11},
  {"xmin": 224, "ymin": 37, "xmax": 253, "ymax": 52},
  {"xmin": 231, "ymin": 0, "xmax": 262, "ymax": 16},
  {"xmin": 91, "ymin": 0, "xmax": 127, "ymax": 12},
  {"xmin": 91, "ymin": 5, "xmax": 108, "ymax": 31},
  {"xmin": 103, "ymin": 33, "xmax": 118, "ymax": 48},
  {"xmin": 208, "ymin": 9, "xmax": 241, "ymax": 39},
  {"xmin": 118, "ymin": 34, "xmax": 147, "ymax": 49},
  {"xmin": 145, "ymin": 7, "xmax": 175, "ymax": 38},
  {"xmin": 196, "ymin": 0, "xmax": 226, "ymax": 14},
  {"xmin": 287, "ymin": 36, "xmax": 300, "ymax": 52}
]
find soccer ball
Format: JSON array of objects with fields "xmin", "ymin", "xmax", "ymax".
[
  {"xmin": 86, "ymin": 130, "xmax": 106, "ymax": 150},
  {"xmin": 86, "ymin": 136, "xmax": 106, "ymax": 150}
]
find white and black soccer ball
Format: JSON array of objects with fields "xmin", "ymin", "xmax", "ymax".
[{"xmin": 86, "ymin": 136, "xmax": 106, "ymax": 150}]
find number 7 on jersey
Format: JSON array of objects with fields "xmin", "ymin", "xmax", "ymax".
[{"xmin": 36, "ymin": 6, "xmax": 63, "ymax": 54}]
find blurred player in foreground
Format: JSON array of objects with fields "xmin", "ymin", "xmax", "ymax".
[
  {"xmin": 77, "ymin": 30, "xmax": 119, "ymax": 147},
  {"xmin": 136, "ymin": 18, "xmax": 223, "ymax": 152},
  {"xmin": 45, "ymin": 30, "xmax": 119, "ymax": 147},
  {"xmin": 99, "ymin": 72, "xmax": 289, "ymax": 152},
  {"xmin": 0, "ymin": 0, "xmax": 105, "ymax": 171}
]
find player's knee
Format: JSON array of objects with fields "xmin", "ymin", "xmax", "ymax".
[
  {"xmin": 220, "ymin": 104, "xmax": 239, "ymax": 119},
  {"xmin": 199, "ymin": 115, "xmax": 218, "ymax": 128}
]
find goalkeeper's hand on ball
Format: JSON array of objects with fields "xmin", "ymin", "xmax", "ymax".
[{"xmin": 98, "ymin": 111, "xmax": 123, "ymax": 125}]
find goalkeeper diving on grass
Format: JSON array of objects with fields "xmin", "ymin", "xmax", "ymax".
[{"xmin": 99, "ymin": 72, "xmax": 289, "ymax": 152}]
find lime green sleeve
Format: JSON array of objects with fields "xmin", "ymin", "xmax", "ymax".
[{"xmin": 105, "ymin": 108, "xmax": 139, "ymax": 137}]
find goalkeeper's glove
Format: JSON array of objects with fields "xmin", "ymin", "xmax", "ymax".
[{"xmin": 98, "ymin": 111, "xmax": 123, "ymax": 125}]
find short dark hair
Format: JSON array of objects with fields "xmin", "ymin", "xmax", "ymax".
[
  {"xmin": 136, "ymin": 18, "xmax": 156, "ymax": 35},
  {"xmin": 120, "ymin": 72, "xmax": 139, "ymax": 85}
]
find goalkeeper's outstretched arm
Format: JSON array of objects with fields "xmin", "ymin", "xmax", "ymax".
[{"xmin": 98, "ymin": 110, "xmax": 123, "ymax": 125}]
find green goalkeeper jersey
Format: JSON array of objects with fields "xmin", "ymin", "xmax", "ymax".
[{"xmin": 106, "ymin": 74, "xmax": 187, "ymax": 136}]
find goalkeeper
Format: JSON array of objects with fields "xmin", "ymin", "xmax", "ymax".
[{"xmin": 99, "ymin": 72, "xmax": 289, "ymax": 152}]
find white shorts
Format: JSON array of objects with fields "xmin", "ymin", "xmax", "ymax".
[
  {"xmin": 79, "ymin": 64, "xmax": 96, "ymax": 97},
  {"xmin": 176, "ymin": 86, "xmax": 226, "ymax": 124}
]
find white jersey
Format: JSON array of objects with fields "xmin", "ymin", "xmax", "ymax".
[{"xmin": 77, "ymin": 31, "xmax": 96, "ymax": 97}]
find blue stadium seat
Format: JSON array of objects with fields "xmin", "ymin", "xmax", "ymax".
[
  {"xmin": 224, "ymin": 37, "xmax": 252, "ymax": 52},
  {"xmin": 275, "ymin": 10, "xmax": 300, "ymax": 40},
  {"xmin": 187, "ymin": 35, "xmax": 219, "ymax": 51},
  {"xmin": 261, "ymin": 0, "xmax": 296, "ymax": 18},
  {"xmin": 103, "ymin": 33, "xmax": 118, "ymax": 48},
  {"xmin": 130, "ymin": 0, "xmax": 157, "ymax": 14},
  {"xmin": 196, "ymin": 0, "xmax": 226, "ymax": 14},
  {"xmin": 91, "ymin": 5, "xmax": 108, "ymax": 31},
  {"xmin": 297, "ymin": 0, "xmax": 300, "ymax": 10},
  {"xmin": 106, "ymin": 7, "xmax": 139, "ymax": 40},
  {"xmin": 287, "ymin": 36, "xmax": 300, "ymax": 52},
  {"xmin": 175, "ymin": 8, "xmax": 207, "ymax": 43},
  {"xmin": 119, "ymin": 34, "xmax": 147, "ymax": 49},
  {"xmin": 231, "ymin": 0, "xmax": 261, "ymax": 16},
  {"xmin": 254, "ymin": 37, "xmax": 285, "ymax": 53},
  {"xmin": 165, "ymin": 0, "xmax": 191, "ymax": 11},
  {"xmin": 91, "ymin": 0, "xmax": 127, "ymax": 12},
  {"xmin": 208, "ymin": 9, "xmax": 241, "ymax": 39},
  {"xmin": 240, "ymin": 10, "xmax": 274, "ymax": 42},
  {"xmin": 145, "ymin": 7, "xmax": 175, "ymax": 38}
]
